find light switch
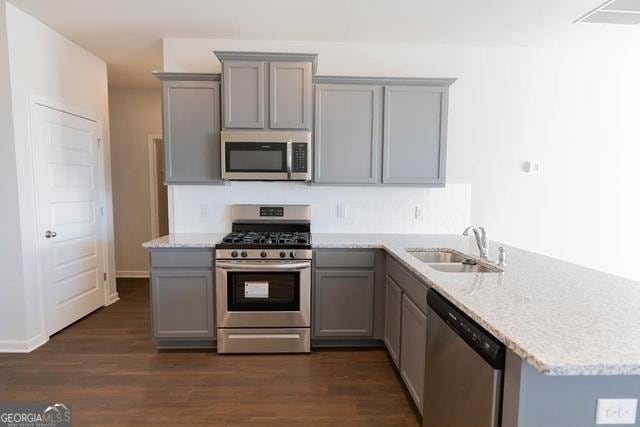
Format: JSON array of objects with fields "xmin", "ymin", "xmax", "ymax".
[{"xmin": 596, "ymin": 398, "xmax": 637, "ymax": 424}]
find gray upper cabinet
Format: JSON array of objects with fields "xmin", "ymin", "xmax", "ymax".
[
  {"xmin": 270, "ymin": 62, "xmax": 312, "ymax": 129},
  {"xmin": 313, "ymin": 270, "xmax": 375, "ymax": 338},
  {"xmin": 400, "ymin": 293, "xmax": 427, "ymax": 412},
  {"xmin": 157, "ymin": 74, "xmax": 222, "ymax": 184},
  {"xmin": 382, "ymin": 85, "xmax": 448, "ymax": 185},
  {"xmin": 215, "ymin": 51, "xmax": 318, "ymax": 131},
  {"xmin": 314, "ymin": 84, "xmax": 381, "ymax": 184},
  {"xmin": 151, "ymin": 269, "xmax": 215, "ymax": 340},
  {"xmin": 222, "ymin": 60, "xmax": 265, "ymax": 129}
]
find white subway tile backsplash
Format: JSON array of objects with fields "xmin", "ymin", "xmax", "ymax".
[{"xmin": 171, "ymin": 182, "xmax": 471, "ymax": 234}]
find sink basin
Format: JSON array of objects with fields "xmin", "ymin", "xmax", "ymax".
[
  {"xmin": 428, "ymin": 263, "xmax": 498, "ymax": 273},
  {"xmin": 408, "ymin": 250, "xmax": 467, "ymax": 263}
]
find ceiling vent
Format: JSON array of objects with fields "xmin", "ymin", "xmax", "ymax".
[{"xmin": 576, "ymin": 0, "xmax": 640, "ymax": 25}]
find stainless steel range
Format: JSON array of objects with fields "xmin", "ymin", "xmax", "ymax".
[{"xmin": 215, "ymin": 204, "xmax": 312, "ymax": 353}]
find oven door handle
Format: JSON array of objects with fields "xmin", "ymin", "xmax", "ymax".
[{"xmin": 216, "ymin": 261, "xmax": 310, "ymax": 271}]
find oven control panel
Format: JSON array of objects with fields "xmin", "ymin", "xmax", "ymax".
[
  {"xmin": 292, "ymin": 143, "xmax": 308, "ymax": 173},
  {"xmin": 259, "ymin": 206, "xmax": 284, "ymax": 217}
]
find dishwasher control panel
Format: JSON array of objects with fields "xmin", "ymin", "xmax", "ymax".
[{"xmin": 428, "ymin": 289, "xmax": 505, "ymax": 369}]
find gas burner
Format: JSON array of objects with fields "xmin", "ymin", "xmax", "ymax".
[{"xmin": 220, "ymin": 231, "xmax": 311, "ymax": 248}]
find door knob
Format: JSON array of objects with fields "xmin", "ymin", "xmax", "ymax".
[{"xmin": 45, "ymin": 230, "xmax": 57, "ymax": 238}]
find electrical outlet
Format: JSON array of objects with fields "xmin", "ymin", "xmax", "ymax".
[
  {"xmin": 596, "ymin": 398, "xmax": 637, "ymax": 425},
  {"xmin": 525, "ymin": 161, "xmax": 543, "ymax": 174},
  {"xmin": 414, "ymin": 206, "xmax": 424, "ymax": 220},
  {"xmin": 336, "ymin": 204, "xmax": 347, "ymax": 219},
  {"xmin": 200, "ymin": 203, "xmax": 210, "ymax": 218}
]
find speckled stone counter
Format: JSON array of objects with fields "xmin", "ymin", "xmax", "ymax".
[
  {"xmin": 143, "ymin": 232, "xmax": 640, "ymax": 376},
  {"xmin": 143, "ymin": 233, "xmax": 226, "ymax": 248}
]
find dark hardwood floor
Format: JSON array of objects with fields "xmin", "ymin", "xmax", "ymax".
[{"xmin": 0, "ymin": 278, "xmax": 420, "ymax": 426}]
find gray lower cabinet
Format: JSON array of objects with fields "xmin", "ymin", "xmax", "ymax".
[
  {"xmin": 382, "ymin": 85, "xmax": 448, "ymax": 185},
  {"xmin": 400, "ymin": 293, "xmax": 427, "ymax": 412},
  {"xmin": 160, "ymin": 77, "xmax": 222, "ymax": 184},
  {"xmin": 150, "ymin": 269, "xmax": 215, "ymax": 340},
  {"xmin": 384, "ymin": 275, "xmax": 402, "ymax": 368},
  {"xmin": 270, "ymin": 61, "xmax": 312, "ymax": 129},
  {"xmin": 313, "ymin": 270, "xmax": 375, "ymax": 337},
  {"xmin": 222, "ymin": 60, "xmax": 265, "ymax": 129},
  {"xmin": 314, "ymin": 84, "xmax": 382, "ymax": 183}
]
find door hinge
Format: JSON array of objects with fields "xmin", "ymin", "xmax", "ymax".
[
  {"xmin": 100, "ymin": 207, "xmax": 104, "ymax": 216},
  {"xmin": 103, "ymin": 272, "xmax": 107, "ymax": 281},
  {"xmin": 97, "ymin": 138, "xmax": 102, "ymax": 148}
]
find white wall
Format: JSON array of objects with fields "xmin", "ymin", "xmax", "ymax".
[
  {"xmin": 108, "ymin": 88, "xmax": 162, "ymax": 274},
  {"xmin": 0, "ymin": 0, "xmax": 27, "ymax": 345},
  {"xmin": 1, "ymin": 3, "xmax": 115, "ymax": 350},
  {"xmin": 164, "ymin": 37, "xmax": 640, "ymax": 282}
]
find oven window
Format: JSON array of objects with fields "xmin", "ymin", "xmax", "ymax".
[
  {"xmin": 225, "ymin": 142, "xmax": 287, "ymax": 172},
  {"xmin": 227, "ymin": 272, "xmax": 300, "ymax": 311}
]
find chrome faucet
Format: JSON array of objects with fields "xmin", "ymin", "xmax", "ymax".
[{"xmin": 463, "ymin": 226, "xmax": 489, "ymax": 259}]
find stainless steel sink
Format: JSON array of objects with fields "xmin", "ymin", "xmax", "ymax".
[
  {"xmin": 407, "ymin": 250, "xmax": 467, "ymax": 263},
  {"xmin": 428, "ymin": 263, "xmax": 499, "ymax": 273}
]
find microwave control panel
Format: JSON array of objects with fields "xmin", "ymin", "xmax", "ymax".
[{"xmin": 292, "ymin": 143, "xmax": 308, "ymax": 173}]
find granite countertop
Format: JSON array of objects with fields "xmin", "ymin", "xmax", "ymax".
[{"xmin": 143, "ymin": 232, "xmax": 640, "ymax": 376}]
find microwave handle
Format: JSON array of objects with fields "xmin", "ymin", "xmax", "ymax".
[{"xmin": 286, "ymin": 138, "xmax": 293, "ymax": 179}]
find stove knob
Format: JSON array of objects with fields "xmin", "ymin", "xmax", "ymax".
[
  {"xmin": 241, "ymin": 251, "xmax": 248, "ymax": 258},
  {"xmin": 290, "ymin": 251, "xmax": 296, "ymax": 259},
  {"xmin": 279, "ymin": 251, "xmax": 287, "ymax": 259},
  {"xmin": 231, "ymin": 250, "xmax": 238, "ymax": 258},
  {"xmin": 260, "ymin": 251, "xmax": 268, "ymax": 258}
]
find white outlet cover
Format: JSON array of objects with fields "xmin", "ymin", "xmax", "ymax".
[
  {"xmin": 525, "ymin": 161, "xmax": 543, "ymax": 174},
  {"xmin": 596, "ymin": 398, "xmax": 637, "ymax": 424}
]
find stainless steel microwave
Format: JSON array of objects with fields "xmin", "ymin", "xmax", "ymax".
[{"xmin": 221, "ymin": 130, "xmax": 312, "ymax": 181}]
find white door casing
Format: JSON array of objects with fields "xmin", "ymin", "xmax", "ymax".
[{"xmin": 32, "ymin": 104, "xmax": 105, "ymax": 335}]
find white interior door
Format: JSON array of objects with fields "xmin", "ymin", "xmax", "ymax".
[{"xmin": 33, "ymin": 104, "xmax": 105, "ymax": 335}]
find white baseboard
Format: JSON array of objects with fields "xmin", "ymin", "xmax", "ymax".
[
  {"xmin": 0, "ymin": 334, "xmax": 48, "ymax": 353},
  {"xmin": 116, "ymin": 270, "xmax": 149, "ymax": 278},
  {"xmin": 107, "ymin": 292, "xmax": 120, "ymax": 306}
]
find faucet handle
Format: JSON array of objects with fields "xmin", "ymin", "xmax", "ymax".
[{"xmin": 498, "ymin": 246, "xmax": 506, "ymax": 267}]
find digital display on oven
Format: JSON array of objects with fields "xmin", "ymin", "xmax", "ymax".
[{"xmin": 260, "ymin": 207, "xmax": 284, "ymax": 217}]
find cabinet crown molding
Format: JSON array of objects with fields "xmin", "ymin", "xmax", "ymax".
[
  {"xmin": 153, "ymin": 72, "xmax": 221, "ymax": 81},
  {"xmin": 313, "ymin": 75, "xmax": 457, "ymax": 86},
  {"xmin": 214, "ymin": 51, "xmax": 319, "ymax": 74}
]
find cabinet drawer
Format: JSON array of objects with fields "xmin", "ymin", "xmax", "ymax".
[
  {"xmin": 315, "ymin": 250, "xmax": 375, "ymax": 268},
  {"xmin": 386, "ymin": 256, "xmax": 428, "ymax": 314},
  {"xmin": 150, "ymin": 249, "xmax": 214, "ymax": 269}
]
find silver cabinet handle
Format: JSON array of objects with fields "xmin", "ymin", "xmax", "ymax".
[{"xmin": 45, "ymin": 230, "xmax": 57, "ymax": 239}]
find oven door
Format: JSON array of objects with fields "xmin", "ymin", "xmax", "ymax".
[{"xmin": 215, "ymin": 260, "xmax": 311, "ymax": 328}]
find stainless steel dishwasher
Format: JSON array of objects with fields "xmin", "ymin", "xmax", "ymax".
[{"xmin": 423, "ymin": 289, "xmax": 505, "ymax": 427}]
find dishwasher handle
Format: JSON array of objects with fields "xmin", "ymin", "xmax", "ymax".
[{"xmin": 428, "ymin": 289, "xmax": 505, "ymax": 370}]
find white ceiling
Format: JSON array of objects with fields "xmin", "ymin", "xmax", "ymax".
[{"xmin": 7, "ymin": 0, "xmax": 634, "ymax": 89}]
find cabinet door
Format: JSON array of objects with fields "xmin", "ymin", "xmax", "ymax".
[
  {"xmin": 314, "ymin": 84, "xmax": 381, "ymax": 184},
  {"xmin": 384, "ymin": 276, "xmax": 403, "ymax": 368},
  {"xmin": 222, "ymin": 60, "xmax": 265, "ymax": 128},
  {"xmin": 163, "ymin": 81, "xmax": 222, "ymax": 183},
  {"xmin": 269, "ymin": 62, "xmax": 312, "ymax": 129},
  {"xmin": 151, "ymin": 270, "xmax": 215, "ymax": 339},
  {"xmin": 400, "ymin": 293, "xmax": 427, "ymax": 412},
  {"xmin": 382, "ymin": 85, "xmax": 447, "ymax": 185},
  {"xmin": 314, "ymin": 270, "xmax": 375, "ymax": 337}
]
